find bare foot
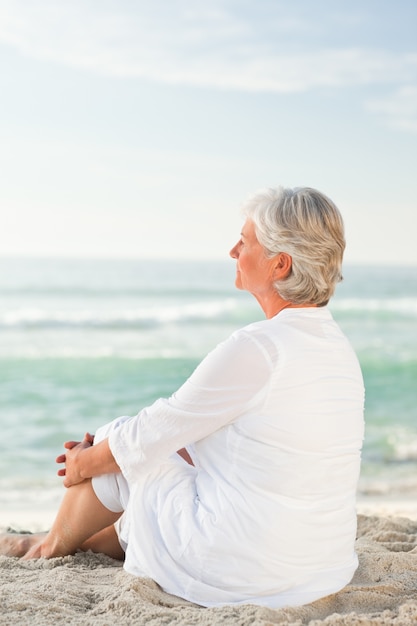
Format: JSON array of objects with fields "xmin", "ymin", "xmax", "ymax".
[
  {"xmin": 21, "ymin": 539, "xmax": 50, "ymax": 560},
  {"xmin": 0, "ymin": 532, "xmax": 47, "ymax": 558}
]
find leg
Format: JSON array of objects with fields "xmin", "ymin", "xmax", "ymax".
[
  {"xmin": 0, "ymin": 479, "xmax": 123, "ymax": 560},
  {"xmin": 177, "ymin": 447, "xmax": 194, "ymax": 466},
  {"xmin": 0, "ymin": 516, "xmax": 124, "ymax": 561},
  {"xmin": 24, "ymin": 478, "xmax": 122, "ymax": 559},
  {"xmin": 0, "ymin": 531, "xmax": 47, "ymax": 558},
  {"xmin": 80, "ymin": 524, "xmax": 125, "ymax": 561}
]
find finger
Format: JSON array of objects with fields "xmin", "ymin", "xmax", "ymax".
[
  {"xmin": 84, "ymin": 432, "xmax": 95, "ymax": 445},
  {"xmin": 64, "ymin": 440, "xmax": 80, "ymax": 450},
  {"xmin": 56, "ymin": 454, "xmax": 66, "ymax": 464}
]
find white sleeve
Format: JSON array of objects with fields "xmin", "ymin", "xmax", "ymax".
[{"xmin": 108, "ymin": 329, "xmax": 273, "ymax": 482}]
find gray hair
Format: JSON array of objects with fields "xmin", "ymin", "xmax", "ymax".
[{"xmin": 242, "ymin": 186, "xmax": 345, "ymax": 306}]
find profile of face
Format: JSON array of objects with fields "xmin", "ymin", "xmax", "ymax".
[{"xmin": 229, "ymin": 219, "xmax": 279, "ymax": 299}]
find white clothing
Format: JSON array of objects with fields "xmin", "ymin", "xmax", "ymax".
[{"xmin": 92, "ymin": 307, "xmax": 364, "ymax": 608}]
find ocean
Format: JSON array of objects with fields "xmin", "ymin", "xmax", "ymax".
[{"xmin": 1, "ymin": 257, "xmax": 416, "ymax": 521}]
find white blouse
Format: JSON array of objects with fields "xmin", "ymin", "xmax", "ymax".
[{"xmin": 105, "ymin": 307, "xmax": 365, "ymax": 608}]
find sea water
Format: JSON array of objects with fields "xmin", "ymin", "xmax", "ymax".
[{"xmin": 0, "ymin": 257, "xmax": 416, "ymax": 518}]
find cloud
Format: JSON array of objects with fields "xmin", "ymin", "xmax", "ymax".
[
  {"xmin": 0, "ymin": 0, "xmax": 416, "ymax": 95},
  {"xmin": 366, "ymin": 86, "xmax": 417, "ymax": 133}
]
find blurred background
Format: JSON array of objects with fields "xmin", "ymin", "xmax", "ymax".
[
  {"xmin": 0, "ymin": 0, "xmax": 416, "ymax": 527},
  {"xmin": 0, "ymin": 0, "xmax": 416, "ymax": 263}
]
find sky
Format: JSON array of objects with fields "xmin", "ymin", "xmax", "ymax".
[{"xmin": 0, "ymin": 0, "xmax": 416, "ymax": 264}]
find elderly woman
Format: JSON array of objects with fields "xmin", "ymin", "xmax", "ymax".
[{"xmin": 2, "ymin": 186, "xmax": 364, "ymax": 609}]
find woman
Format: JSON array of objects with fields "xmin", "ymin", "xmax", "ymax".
[{"xmin": 1, "ymin": 186, "xmax": 364, "ymax": 609}]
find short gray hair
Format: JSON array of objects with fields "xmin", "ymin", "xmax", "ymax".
[{"xmin": 242, "ymin": 186, "xmax": 345, "ymax": 306}]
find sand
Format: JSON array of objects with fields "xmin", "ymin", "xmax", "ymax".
[{"xmin": 1, "ymin": 514, "xmax": 417, "ymax": 625}]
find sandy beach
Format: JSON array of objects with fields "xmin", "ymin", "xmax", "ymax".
[{"xmin": 1, "ymin": 506, "xmax": 417, "ymax": 626}]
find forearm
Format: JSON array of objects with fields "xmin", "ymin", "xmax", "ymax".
[{"xmin": 78, "ymin": 438, "xmax": 121, "ymax": 479}]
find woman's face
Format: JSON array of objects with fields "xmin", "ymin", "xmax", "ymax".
[{"xmin": 229, "ymin": 219, "xmax": 278, "ymax": 297}]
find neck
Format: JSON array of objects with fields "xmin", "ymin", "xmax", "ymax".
[{"xmin": 256, "ymin": 293, "xmax": 317, "ymax": 319}]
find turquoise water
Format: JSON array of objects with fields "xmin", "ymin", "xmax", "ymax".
[{"xmin": 1, "ymin": 257, "xmax": 416, "ymax": 512}]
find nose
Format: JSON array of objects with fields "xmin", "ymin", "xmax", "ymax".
[{"xmin": 229, "ymin": 241, "xmax": 240, "ymax": 259}]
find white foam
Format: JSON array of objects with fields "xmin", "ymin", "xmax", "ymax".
[
  {"xmin": 331, "ymin": 297, "xmax": 417, "ymax": 315},
  {"xmin": 0, "ymin": 298, "xmax": 239, "ymax": 328}
]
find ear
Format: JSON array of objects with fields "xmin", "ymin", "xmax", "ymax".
[{"xmin": 273, "ymin": 252, "xmax": 292, "ymax": 279}]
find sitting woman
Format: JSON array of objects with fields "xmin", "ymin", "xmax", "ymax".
[{"xmin": 1, "ymin": 186, "xmax": 364, "ymax": 609}]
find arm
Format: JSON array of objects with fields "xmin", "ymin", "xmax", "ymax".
[
  {"xmin": 57, "ymin": 433, "xmax": 121, "ymax": 488},
  {"xmin": 109, "ymin": 329, "xmax": 273, "ymax": 482}
]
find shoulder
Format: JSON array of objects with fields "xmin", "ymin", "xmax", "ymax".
[
  {"xmin": 231, "ymin": 307, "xmax": 349, "ymax": 362},
  {"xmin": 226, "ymin": 317, "xmax": 282, "ymax": 366},
  {"xmin": 189, "ymin": 319, "xmax": 277, "ymax": 384},
  {"xmin": 180, "ymin": 319, "xmax": 276, "ymax": 394}
]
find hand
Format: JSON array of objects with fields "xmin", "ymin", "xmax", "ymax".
[{"xmin": 56, "ymin": 432, "xmax": 94, "ymax": 488}]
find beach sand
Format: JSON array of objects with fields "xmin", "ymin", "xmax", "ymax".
[{"xmin": 1, "ymin": 510, "xmax": 417, "ymax": 625}]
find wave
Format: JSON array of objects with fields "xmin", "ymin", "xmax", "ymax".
[
  {"xmin": 0, "ymin": 299, "xmax": 242, "ymax": 329},
  {"xmin": 0, "ymin": 348, "xmax": 201, "ymax": 360},
  {"xmin": 2, "ymin": 296, "xmax": 417, "ymax": 329},
  {"xmin": 358, "ymin": 473, "xmax": 417, "ymax": 496},
  {"xmin": 363, "ymin": 423, "xmax": 417, "ymax": 464},
  {"xmin": 374, "ymin": 439, "xmax": 417, "ymax": 464},
  {"xmin": 0, "ymin": 286, "xmax": 236, "ymax": 298},
  {"xmin": 331, "ymin": 297, "xmax": 417, "ymax": 316}
]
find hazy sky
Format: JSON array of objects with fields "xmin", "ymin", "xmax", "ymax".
[{"xmin": 0, "ymin": 0, "xmax": 416, "ymax": 264}]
